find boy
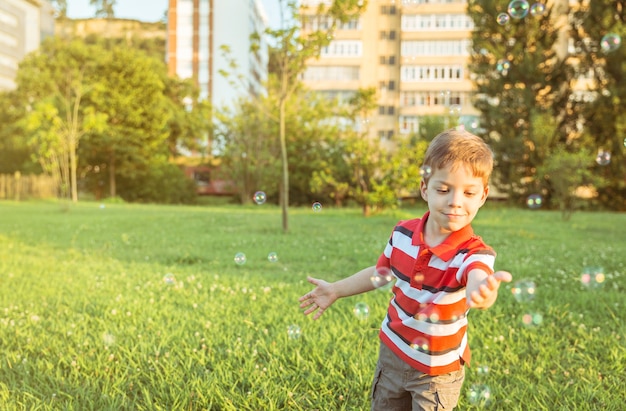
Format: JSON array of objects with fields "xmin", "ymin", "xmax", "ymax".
[{"xmin": 299, "ymin": 129, "xmax": 512, "ymax": 410}]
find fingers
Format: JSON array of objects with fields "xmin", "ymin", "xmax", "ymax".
[
  {"xmin": 306, "ymin": 276, "xmax": 319, "ymax": 286},
  {"xmin": 494, "ymin": 271, "xmax": 513, "ymax": 283},
  {"xmin": 468, "ymin": 291, "xmax": 483, "ymax": 308},
  {"xmin": 302, "ymin": 301, "xmax": 326, "ymax": 320}
]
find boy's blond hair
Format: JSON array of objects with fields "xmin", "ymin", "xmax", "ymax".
[{"xmin": 422, "ymin": 129, "xmax": 494, "ymax": 186}]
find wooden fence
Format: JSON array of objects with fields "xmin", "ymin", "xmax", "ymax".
[{"xmin": 0, "ymin": 173, "xmax": 58, "ymax": 200}]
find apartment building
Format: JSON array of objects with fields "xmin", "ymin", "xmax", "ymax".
[
  {"xmin": 0, "ymin": 0, "xmax": 54, "ymax": 91},
  {"xmin": 300, "ymin": 0, "xmax": 478, "ymax": 143},
  {"xmin": 166, "ymin": 0, "xmax": 269, "ymax": 107}
]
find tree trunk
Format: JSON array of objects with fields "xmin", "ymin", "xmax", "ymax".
[
  {"xmin": 69, "ymin": 133, "xmax": 78, "ymax": 203},
  {"xmin": 279, "ymin": 96, "xmax": 289, "ymax": 233},
  {"xmin": 109, "ymin": 151, "xmax": 116, "ymax": 197}
]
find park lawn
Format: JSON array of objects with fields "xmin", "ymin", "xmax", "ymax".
[{"xmin": 0, "ymin": 200, "xmax": 624, "ymax": 410}]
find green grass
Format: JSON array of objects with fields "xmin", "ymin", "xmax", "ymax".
[{"xmin": 0, "ymin": 200, "xmax": 624, "ymax": 410}]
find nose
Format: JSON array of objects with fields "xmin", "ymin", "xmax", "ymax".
[{"xmin": 448, "ymin": 190, "xmax": 463, "ymax": 207}]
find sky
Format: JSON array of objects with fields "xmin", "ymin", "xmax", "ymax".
[{"xmin": 66, "ymin": 0, "xmax": 283, "ymax": 28}]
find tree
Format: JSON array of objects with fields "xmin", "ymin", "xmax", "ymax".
[
  {"xmin": 310, "ymin": 87, "xmax": 427, "ymax": 215},
  {"xmin": 0, "ymin": 91, "xmax": 40, "ymax": 174},
  {"xmin": 538, "ymin": 144, "xmax": 606, "ymax": 220},
  {"xmin": 258, "ymin": 0, "xmax": 367, "ymax": 232},
  {"xmin": 49, "ymin": 0, "xmax": 68, "ymax": 18},
  {"xmin": 467, "ymin": 0, "xmax": 575, "ymax": 205},
  {"xmin": 14, "ymin": 38, "xmax": 107, "ymax": 202},
  {"xmin": 80, "ymin": 46, "xmax": 170, "ymax": 198},
  {"xmin": 89, "ymin": 0, "xmax": 116, "ymax": 18},
  {"xmin": 215, "ymin": 95, "xmax": 281, "ymax": 204},
  {"xmin": 570, "ymin": 0, "xmax": 626, "ymax": 210}
]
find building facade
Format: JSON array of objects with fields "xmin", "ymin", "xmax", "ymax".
[
  {"xmin": 166, "ymin": 0, "xmax": 269, "ymax": 107},
  {"xmin": 300, "ymin": 0, "xmax": 478, "ymax": 142},
  {"xmin": 0, "ymin": 0, "xmax": 54, "ymax": 91}
]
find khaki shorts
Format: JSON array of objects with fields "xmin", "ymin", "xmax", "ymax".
[{"xmin": 371, "ymin": 343, "xmax": 465, "ymax": 411}]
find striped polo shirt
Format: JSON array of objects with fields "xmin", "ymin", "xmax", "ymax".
[{"xmin": 377, "ymin": 211, "xmax": 496, "ymax": 375}]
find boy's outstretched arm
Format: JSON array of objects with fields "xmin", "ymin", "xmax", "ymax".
[
  {"xmin": 299, "ymin": 265, "xmax": 377, "ymax": 320},
  {"xmin": 466, "ymin": 269, "xmax": 513, "ymax": 310}
]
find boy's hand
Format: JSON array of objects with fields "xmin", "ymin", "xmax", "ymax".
[
  {"xmin": 467, "ymin": 270, "xmax": 512, "ymax": 309},
  {"xmin": 299, "ymin": 276, "xmax": 338, "ymax": 320}
]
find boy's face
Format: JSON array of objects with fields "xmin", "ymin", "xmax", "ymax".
[{"xmin": 420, "ymin": 164, "xmax": 489, "ymax": 238}]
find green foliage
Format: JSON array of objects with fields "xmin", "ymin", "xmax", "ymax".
[
  {"xmin": 255, "ymin": 0, "xmax": 368, "ymax": 231},
  {"xmin": 0, "ymin": 202, "xmax": 624, "ymax": 410},
  {"xmin": 215, "ymin": 96, "xmax": 281, "ymax": 204},
  {"xmin": 14, "ymin": 38, "xmax": 109, "ymax": 201},
  {"xmin": 89, "ymin": 0, "xmax": 116, "ymax": 18},
  {"xmin": 569, "ymin": 0, "xmax": 626, "ymax": 210},
  {"xmin": 0, "ymin": 91, "xmax": 41, "ymax": 173},
  {"xmin": 116, "ymin": 161, "xmax": 198, "ymax": 204},
  {"xmin": 4, "ymin": 35, "xmax": 204, "ymax": 205},
  {"xmin": 537, "ymin": 145, "xmax": 606, "ymax": 220},
  {"xmin": 467, "ymin": 0, "xmax": 575, "ymax": 204}
]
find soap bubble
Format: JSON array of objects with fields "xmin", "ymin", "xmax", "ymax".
[
  {"xmin": 581, "ymin": 266, "xmax": 605, "ymax": 289},
  {"xmin": 419, "ymin": 165, "xmax": 432, "ymax": 179},
  {"xmin": 467, "ymin": 384, "xmax": 492, "ymax": 406},
  {"xmin": 600, "ymin": 33, "xmax": 621, "ymax": 53},
  {"xmin": 522, "ymin": 312, "xmax": 543, "ymax": 327},
  {"xmin": 508, "ymin": 0, "xmax": 529, "ymax": 19},
  {"xmin": 287, "ymin": 324, "xmax": 301, "ymax": 340},
  {"xmin": 410, "ymin": 336, "xmax": 429, "ymax": 352},
  {"xmin": 496, "ymin": 12, "xmax": 510, "ymax": 25},
  {"xmin": 353, "ymin": 302, "xmax": 370, "ymax": 321},
  {"xmin": 234, "ymin": 252, "xmax": 247, "ymax": 265},
  {"xmin": 496, "ymin": 58, "xmax": 511, "ymax": 73},
  {"xmin": 526, "ymin": 194, "xmax": 543, "ymax": 209},
  {"xmin": 99, "ymin": 204, "xmax": 106, "ymax": 209},
  {"xmin": 370, "ymin": 267, "xmax": 394, "ymax": 290},
  {"xmin": 163, "ymin": 273, "xmax": 176, "ymax": 285},
  {"xmin": 102, "ymin": 332, "xmax": 116, "ymax": 347},
  {"xmin": 595, "ymin": 150, "xmax": 611, "ymax": 166},
  {"xmin": 511, "ymin": 280, "xmax": 536, "ymax": 303},
  {"xmin": 267, "ymin": 252, "xmax": 278, "ymax": 263},
  {"xmin": 529, "ymin": 2, "xmax": 546, "ymax": 16},
  {"xmin": 253, "ymin": 191, "xmax": 267, "ymax": 205},
  {"xmin": 477, "ymin": 364, "xmax": 490, "ymax": 378},
  {"xmin": 312, "ymin": 202, "xmax": 323, "ymax": 212},
  {"xmin": 449, "ymin": 104, "xmax": 462, "ymax": 116}
]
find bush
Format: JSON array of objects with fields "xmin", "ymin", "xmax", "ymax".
[
  {"xmin": 538, "ymin": 146, "xmax": 606, "ymax": 220},
  {"xmin": 117, "ymin": 162, "xmax": 198, "ymax": 204}
]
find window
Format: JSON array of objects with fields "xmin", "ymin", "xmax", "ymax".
[
  {"xmin": 321, "ymin": 41, "xmax": 363, "ymax": 57},
  {"xmin": 379, "ymin": 106, "xmax": 395, "ymax": 115},
  {"xmin": 402, "ymin": 40, "xmax": 471, "ymax": 57},
  {"xmin": 399, "ymin": 91, "xmax": 466, "ymax": 107},
  {"xmin": 401, "ymin": 65, "xmax": 465, "ymax": 81},
  {"xmin": 402, "ymin": 14, "xmax": 474, "ymax": 32},
  {"xmin": 302, "ymin": 66, "xmax": 360, "ymax": 81},
  {"xmin": 379, "ymin": 81, "xmax": 395, "ymax": 90}
]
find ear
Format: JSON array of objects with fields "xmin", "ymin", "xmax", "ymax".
[
  {"xmin": 479, "ymin": 184, "xmax": 490, "ymax": 206},
  {"xmin": 420, "ymin": 179, "xmax": 428, "ymax": 202}
]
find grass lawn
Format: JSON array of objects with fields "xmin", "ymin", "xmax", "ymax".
[{"xmin": 0, "ymin": 200, "xmax": 624, "ymax": 410}]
